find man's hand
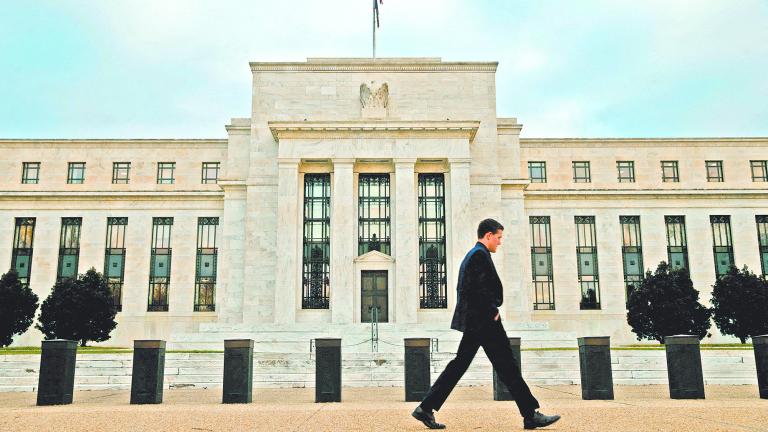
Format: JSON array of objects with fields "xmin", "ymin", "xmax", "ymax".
[{"xmin": 494, "ymin": 311, "xmax": 500, "ymax": 321}]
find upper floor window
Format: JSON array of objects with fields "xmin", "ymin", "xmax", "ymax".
[
  {"xmin": 21, "ymin": 162, "xmax": 40, "ymax": 184},
  {"xmin": 528, "ymin": 161, "xmax": 547, "ymax": 183},
  {"xmin": 661, "ymin": 161, "xmax": 679, "ymax": 182},
  {"xmin": 418, "ymin": 173, "xmax": 447, "ymax": 309},
  {"xmin": 572, "ymin": 161, "xmax": 591, "ymax": 183},
  {"xmin": 706, "ymin": 160, "xmax": 724, "ymax": 182},
  {"xmin": 157, "ymin": 162, "xmax": 175, "ymax": 184},
  {"xmin": 617, "ymin": 161, "xmax": 635, "ymax": 183},
  {"xmin": 358, "ymin": 174, "xmax": 391, "ymax": 255},
  {"xmin": 201, "ymin": 162, "xmax": 220, "ymax": 184},
  {"xmin": 112, "ymin": 162, "xmax": 131, "ymax": 184},
  {"xmin": 751, "ymin": 160, "xmax": 767, "ymax": 182},
  {"xmin": 67, "ymin": 162, "xmax": 86, "ymax": 184}
]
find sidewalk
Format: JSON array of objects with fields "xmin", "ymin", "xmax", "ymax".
[{"xmin": 1, "ymin": 385, "xmax": 765, "ymax": 431}]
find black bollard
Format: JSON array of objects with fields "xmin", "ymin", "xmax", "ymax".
[
  {"xmin": 315, "ymin": 338, "xmax": 341, "ymax": 403},
  {"xmin": 664, "ymin": 335, "xmax": 705, "ymax": 399},
  {"xmin": 577, "ymin": 336, "xmax": 614, "ymax": 400},
  {"xmin": 36, "ymin": 339, "xmax": 77, "ymax": 406},
  {"xmin": 223, "ymin": 339, "xmax": 254, "ymax": 403},
  {"xmin": 754, "ymin": 334, "xmax": 768, "ymax": 399},
  {"xmin": 493, "ymin": 337, "xmax": 521, "ymax": 401},
  {"xmin": 130, "ymin": 340, "xmax": 166, "ymax": 404},
  {"xmin": 404, "ymin": 338, "xmax": 431, "ymax": 402}
]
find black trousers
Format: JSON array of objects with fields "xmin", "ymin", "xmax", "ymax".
[{"xmin": 420, "ymin": 319, "xmax": 540, "ymax": 418}]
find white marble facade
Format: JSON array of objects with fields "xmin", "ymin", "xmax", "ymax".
[{"xmin": 1, "ymin": 58, "xmax": 767, "ymax": 347}]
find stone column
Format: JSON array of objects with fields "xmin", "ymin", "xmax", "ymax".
[
  {"xmin": 331, "ymin": 159, "xmax": 355, "ymax": 324},
  {"xmin": 448, "ymin": 159, "xmax": 472, "ymax": 313},
  {"xmin": 394, "ymin": 159, "xmax": 418, "ymax": 324},
  {"xmin": 275, "ymin": 159, "xmax": 301, "ymax": 324},
  {"xmin": 501, "ymin": 183, "xmax": 531, "ymax": 321},
  {"xmin": 217, "ymin": 181, "xmax": 247, "ymax": 323}
]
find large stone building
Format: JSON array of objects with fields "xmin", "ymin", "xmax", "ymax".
[{"xmin": 3, "ymin": 58, "xmax": 767, "ymax": 348}]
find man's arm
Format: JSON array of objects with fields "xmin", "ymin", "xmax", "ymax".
[{"xmin": 466, "ymin": 250, "xmax": 503, "ymax": 319}]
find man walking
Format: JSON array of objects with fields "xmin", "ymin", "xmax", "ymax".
[{"xmin": 411, "ymin": 219, "xmax": 561, "ymax": 430}]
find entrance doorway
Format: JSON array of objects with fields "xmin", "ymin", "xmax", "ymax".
[{"xmin": 361, "ymin": 270, "xmax": 388, "ymax": 323}]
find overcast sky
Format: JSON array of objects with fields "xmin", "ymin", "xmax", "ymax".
[{"xmin": 1, "ymin": 0, "xmax": 767, "ymax": 138}]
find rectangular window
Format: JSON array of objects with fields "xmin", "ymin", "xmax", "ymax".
[
  {"xmin": 148, "ymin": 217, "xmax": 173, "ymax": 311},
  {"xmin": 665, "ymin": 215, "xmax": 689, "ymax": 271},
  {"xmin": 756, "ymin": 215, "xmax": 768, "ymax": 277},
  {"xmin": 157, "ymin": 162, "xmax": 175, "ymax": 184},
  {"xmin": 112, "ymin": 162, "xmax": 131, "ymax": 184},
  {"xmin": 530, "ymin": 216, "xmax": 555, "ymax": 310},
  {"xmin": 706, "ymin": 160, "xmax": 724, "ymax": 182},
  {"xmin": 528, "ymin": 161, "xmax": 547, "ymax": 183},
  {"xmin": 194, "ymin": 217, "xmax": 219, "ymax": 311},
  {"xmin": 21, "ymin": 162, "xmax": 40, "ymax": 184},
  {"xmin": 201, "ymin": 162, "xmax": 220, "ymax": 184},
  {"xmin": 358, "ymin": 174, "xmax": 391, "ymax": 255},
  {"xmin": 11, "ymin": 217, "xmax": 36, "ymax": 288},
  {"xmin": 572, "ymin": 161, "xmax": 591, "ymax": 183},
  {"xmin": 418, "ymin": 173, "xmax": 447, "ymax": 309},
  {"xmin": 617, "ymin": 161, "xmax": 635, "ymax": 183},
  {"xmin": 302, "ymin": 174, "xmax": 331, "ymax": 309},
  {"xmin": 620, "ymin": 216, "xmax": 644, "ymax": 303},
  {"xmin": 751, "ymin": 160, "xmax": 768, "ymax": 182},
  {"xmin": 57, "ymin": 217, "xmax": 82, "ymax": 282},
  {"xmin": 710, "ymin": 215, "xmax": 734, "ymax": 277},
  {"xmin": 104, "ymin": 217, "xmax": 127, "ymax": 311},
  {"xmin": 661, "ymin": 161, "xmax": 679, "ymax": 182},
  {"xmin": 575, "ymin": 216, "xmax": 600, "ymax": 310},
  {"xmin": 67, "ymin": 162, "xmax": 85, "ymax": 184}
]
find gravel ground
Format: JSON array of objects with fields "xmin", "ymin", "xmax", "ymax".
[{"xmin": 1, "ymin": 385, "xmax": 766, "ymax": 431}]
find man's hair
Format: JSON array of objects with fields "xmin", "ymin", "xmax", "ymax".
[{"xmin": 477, "ymin": 218, "xmax": 504, "ymax": 239}]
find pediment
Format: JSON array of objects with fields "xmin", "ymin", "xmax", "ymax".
[{"xmin": 354, "ymin": 250, "xmax": 395, "ymax": 263}]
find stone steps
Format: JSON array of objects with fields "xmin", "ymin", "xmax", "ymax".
[
  {"xmin": 169, "ymin": 321, "xmax": 574, "ymax": 351},
  {"xmin": 0, "ymin": 350, "xmax": 757, "ymax": 392}
]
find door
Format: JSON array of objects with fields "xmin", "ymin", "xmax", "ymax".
[{"xmin": 361, "ymin": 270, "xmax": 388, "ymax": 323}]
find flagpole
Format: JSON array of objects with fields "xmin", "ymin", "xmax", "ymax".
[{"xmin": 372, "ymin": 0, "xmax": 376, "ymax": 59}]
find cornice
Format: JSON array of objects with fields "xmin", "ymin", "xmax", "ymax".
[
  {"xmin": 521, "ymin": 188, "xmax": 768, "ymax": 200},
  {"xmin": 250, "ymin": 59, "xmax": 497, "ymax": 73},
  {"xmin": 0, "ymin": 190, "xmax": 224, "ymax": 200},
  {"xmin": 0, "ymin": 139, "xmax": 227, "ymax": 149},
  {"xmin": 520, "ymin": 137, "xmax": 768, "ymax": 148},
  {"xmin": 268, "ymin": 120, "xmax": 480, "ymax": 143}
]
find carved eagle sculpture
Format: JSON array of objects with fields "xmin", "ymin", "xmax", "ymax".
[{"xmin": 360, "ymin": 81, "xmax": 389, "ymax": 109}]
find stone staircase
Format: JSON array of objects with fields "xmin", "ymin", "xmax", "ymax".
[
  {"xmin": 168, "ymin": 321, "xmax": 576, "ymax": 352},
  {"xmin": 0, "ymin": 349, "xmax": 757, "ymax": 393}
]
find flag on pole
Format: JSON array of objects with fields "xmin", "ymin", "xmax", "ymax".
[{"xmin": 374, "ymin": 0, "xmax": 382, "ymax": 28}]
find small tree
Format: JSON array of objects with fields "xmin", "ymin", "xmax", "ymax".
[
  {"xmin": 711, "ymin": 265, "xmax": 768, "ymax": 343},
  {"xmin": 0, "ymin": 270, "xmax": 39, "ymax": 347},
  {"xmin": 627, "ymin": 262, "xmax": 712, "ymax": 343},
  {"xmin": 36, "ymin": 267, "xmax": 117, "ymax": 347}
]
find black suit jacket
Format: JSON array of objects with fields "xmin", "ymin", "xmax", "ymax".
[{"xmin": 450, "ymin": 241, "xmax": 504, "ymax": 333}]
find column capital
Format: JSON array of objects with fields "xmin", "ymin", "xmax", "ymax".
[
  {"xmin": 394, "ymin": 158, "xmax": 417, "ymax": 167},
  {"xmin": 277, "ymin": 158, "xmax": 301, "ymax": 167},
  {"xmin": 332, "ymin": 158, "xmax": 356, "ymax": 166},
  {"xmin": 447, "ymin": 158, "xmax": 472, "ymax": 165}
]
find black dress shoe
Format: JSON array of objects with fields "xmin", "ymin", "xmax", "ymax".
[
  {"xmin": 411, "ymin": 405, "xmax": 446, "ymax": 429},
  {"xmin": 523, "ymin": 411, "xmax": 561, "ymax": 429}
]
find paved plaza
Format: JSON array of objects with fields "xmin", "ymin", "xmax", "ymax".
[{"xmin": 1, "ymin": 385, "xmax": 765, "ymax": 431}]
